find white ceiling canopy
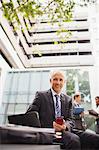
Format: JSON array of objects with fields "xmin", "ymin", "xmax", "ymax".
[{"xmin": 0, "ymin": 0, "xmax": 94, "ymax": 68}]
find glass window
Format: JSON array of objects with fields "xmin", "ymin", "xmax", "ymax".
[
  {"xmin": 7, "ymin": 104, "xmax": 15, "ymax": 114},
  {"xmin": 0, "ymin": 115, "xmax": 5, "ymax": 125},
  {"xmin": 40, "ymin": 71, "xmax": 50, "ymax": 90},
  {"xmin": 28, "ymin": 94, "xmax": 35, "ymax": 104},
  {"xmin": 3, "ymin": 72, "xmax": 13, "ymax": 92},
  {"xmin": 18, "ymin": 72, "xmax": 30, "ymax": 92},
  {"xmin": 29, "ymin": 71, "xmax": 41, "ymax": 93},
  {"xmin": 2, "ymin": 94, "xmax": 9, "ymax": 103},
  {"xmin": 3, "ymin": 94, "xmax": 17, "ymax": 103},
  {"xmin": 16, "ymin": 94, "xmax": 29, "ymax": 103},
  {"xmin": 8, "ymin": 94, "xmax": 17, "ymax": 103},
  {"xmin": 0, "ymin": 103, "xmax": 6, "ymax": 114},
  {"xmin": 15, "ymin": 104, "xmax": 27, "ymax": 114},
  {"xmin": 11, "ymin": 72, "xmax": 20, "ymax": 92}
]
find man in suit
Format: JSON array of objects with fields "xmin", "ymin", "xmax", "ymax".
[{"xmin": 26, "ymin": 70, "xmax": 99, "ymax": 150}]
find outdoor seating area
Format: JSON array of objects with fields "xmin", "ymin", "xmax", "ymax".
[{"xmin": 0, "ymin": 0, "xmax": 99, "ymax": 149}]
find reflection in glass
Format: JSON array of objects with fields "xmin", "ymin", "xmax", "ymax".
[
  {"xmin": 16, "ymin": 94, "xmax": 28, "ymax": 103},
  {"xmin": 15, "ymin": 104, "xmax": 27, "ymax": 114},
  {"xmin": 7, "ymin": 104, "xmax": 15, "ymax": 114},
  {"xmin": 0, "ymin": 115, "xmax": 5, "ymax": 124}
]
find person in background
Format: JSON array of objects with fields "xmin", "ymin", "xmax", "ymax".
[
  {"xmin": 26, "ymin": 70, "xmax": 99, "ymax": 150},
  {"xmin": 88, "ymin": 96, "xmax": 99, "ymax": 134},
  {"xmin": 95, "ymin": 96, "xmax": 99, "ymax": 134},
  {"xmin": 73, "ymin": 93, "xmax": 86, "ymax": 131},
  {"xmin": 95, "ymin": 96, "xmax": 99, "ymax": 110}
]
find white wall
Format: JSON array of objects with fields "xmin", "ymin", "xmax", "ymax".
[
  {"xmin": 0, "ymin": 55, "xmax": 10, "ymax": 106},
  {"xmin": 88, "ymin": 2, "xmax": 99, "ymax": 109}
]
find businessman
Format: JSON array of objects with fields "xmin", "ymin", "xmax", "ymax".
[{"xmin": 26, "ymin": 70, "xmax": 99, "ymax": 150}]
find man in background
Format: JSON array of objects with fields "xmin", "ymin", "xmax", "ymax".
[
  {"xmin": 95, "ymin": 96, "xmax": 99, "ymax": 134},
  {"xmin": 88, "ymin": 96, "xmax": 99, "ymax": 134},
  {"xmin": 95, "ymin": 96, "xmax": 99, "ymax": 110}
]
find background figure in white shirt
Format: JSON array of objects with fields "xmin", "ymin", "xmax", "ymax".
[
  {"xmin": 95, "ymin": 96, "xmax": 99, "ymax": 134},
  {"xmin": 95, "ymin": 96, "xmax": 99, "ymax": 113}
]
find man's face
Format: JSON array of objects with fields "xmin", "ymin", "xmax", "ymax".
[
  {"xmin": 95, "ymin": 98, "xmax": 99, "ymax": 106},
  {"xmin": 75, "ymin": 95, "xmax": 81, "ymax": 104},
  {"xmin": 50, "ymin": 72, "xmax": 65, "ymax": 94}
]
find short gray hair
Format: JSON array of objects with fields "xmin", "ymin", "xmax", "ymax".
[{"xmin": 49, "ymin": 70, "xmax": 66, "ymax": 80}]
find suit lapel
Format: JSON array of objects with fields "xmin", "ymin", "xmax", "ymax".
[
  {"xmin": 47, "ymin": 89, "xmax": 55, "ymax": 118},
  {"xmin": 47, "ymin": 90, "xmax": 67, "ymax": 118},
  {"xmin": 60, "ymin": 94, "xmax": 66, "ymax": 116}
]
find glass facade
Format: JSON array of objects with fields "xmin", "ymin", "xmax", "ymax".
[{"xmin": 0, "ymin": 69, "xmax": 91, "ymax": 124}]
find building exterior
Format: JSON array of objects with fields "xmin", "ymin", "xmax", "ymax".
[
  {"xmin": 0, "ymin": 1, "xmax": 99, "ymax": 125},
  {"xmin": 0, "ymin": 1, "xmax": 96, "ymax": 69}
]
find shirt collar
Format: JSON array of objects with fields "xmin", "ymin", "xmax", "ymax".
[
  {"xmin": 51, "ymin": 88, "xmax": 61, "ymax": 97},
  {"xmin": 74, "ymin": 100, "xmax": 80, "ymax": 105}
]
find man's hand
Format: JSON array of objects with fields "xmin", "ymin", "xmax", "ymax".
[
  {"xmin": 80, "ymin": 112, "xmax": 84, "ymax": 117},
  {"xmin": 53, "ymin": 120, "xmax": 66, "ymax": 131}
]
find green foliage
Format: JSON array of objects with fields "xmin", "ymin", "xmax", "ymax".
[
  {"xmin": 44, "ymin": 0, "xmax": 75, "ymax": 23},
  {"xmin": 66, "ymin": 69, "xmax": 78, "ymax": 95},
  {"xmin": 66, "ymin": 69, "xmax": 91, "ymax": 97},
  {"xmin": 78, "ymin": 71, "xmax": 90, "ymax": 95},
  {"xmin": 0, "ymin": 0, "xmax": 77, "ymax": 44},
  {"xmin": 1, "ymin": 0, "xmax": 43, "ymax": 25},
  {"xmin": 78, "ymin": 0, "xmax": 96, "ymax": 6},
  {"xmin": 0, "ymin": 0, "xmax": 96, "ymax": 51},
  {"xmin": 1, "ymin": 0, "xmax": 96, "ymax": 28},
  {"xmin": 1, "ymin": 0, "xmax": 75, "ymax": 26},
  {"xmin": 18, "ymin": 0, "xmax": 43, "ymax": 18},
  {"xmin": 2, "ymin": 0, "xmax": 20, "ymax": 24},
  {"xmin": 1, "ymin": 0, "xmax": 96, "ymax": 32},
  {"xmin": 56, "ymin": 28, "xmax": 72, "ymax": 43}
]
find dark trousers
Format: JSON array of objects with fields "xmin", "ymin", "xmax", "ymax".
[
  {"xmin": 73, "ymin": 129, "xmax": 99, "ymax": 150},
  {"xmin": 54, "ymin": 131, "xmax": 81, "ymax": 150},
  {"xmin": 54, "ymin": 129, "xmax": 99, "ymax": 150}
]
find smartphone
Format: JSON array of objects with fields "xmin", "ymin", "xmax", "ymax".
[{"xmin": 55, "ymin": 117, "xmax": 64, "ymax": 125}]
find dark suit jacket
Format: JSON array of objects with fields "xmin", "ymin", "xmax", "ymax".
[{"xmin": 26, "ymin": 89, "xmax": 74, "ymax": 130}]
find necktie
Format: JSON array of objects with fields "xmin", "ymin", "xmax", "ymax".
[{"xmin": 55, "ymin": 95, "xmax": 61, "ymax": 118}]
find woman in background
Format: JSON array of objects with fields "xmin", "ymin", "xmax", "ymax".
[{"xmin": 73, "ymin": 93, "xmax": 86, "ymax": 131}]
